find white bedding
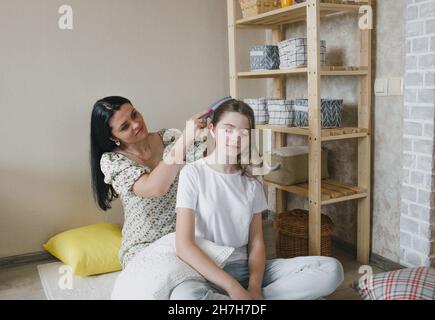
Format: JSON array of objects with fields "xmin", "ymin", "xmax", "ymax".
[{"xmin": 111, "ymin": 232, "xmax": 234, "ymax": 300}]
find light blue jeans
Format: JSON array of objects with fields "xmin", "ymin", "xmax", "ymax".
[{"xmin": 170, "ymin": 256, "xmax": 344, "ymax": 300}]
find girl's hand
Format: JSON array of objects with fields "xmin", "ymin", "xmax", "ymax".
[
  {"xmin": 247, "ymin": 287, "xmax": 263, "ymax": 300},
  {"xmin": 228, "ymin": 285, "xmax": 254, "ymax": 300}
]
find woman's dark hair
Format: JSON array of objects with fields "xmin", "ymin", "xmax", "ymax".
[
  {"xmin": 210, "ymin": 99, "xmax": 257, "ymax": 178},
  {"xmin": 90, "ymin": 96, "xmax": 131, "ymax": 211}
]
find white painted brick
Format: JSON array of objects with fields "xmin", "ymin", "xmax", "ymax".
[
  {"xmin": 404, "ymin": 121, "xmax": 423, "ymax": 136},
  {"xmin": 418, "ymin": 88, "xmax": 435, "ymax": 103},
  {"xmin": 417, "ymin": 154, "xmax": 434, "ymax": 171},
  {"xmin": 409, "ymin": 203, "xmax": 433, "ymax": 221},
  {"xmin": 423, "ymin": 123, "xmax": 434, "ymax": 137},
  {"xmin": 414, "ymin": 139, "xmax": 434, "ymax": 154},
  {"xmin": 401, "ymin": 232, "xmax": 412, "ymax": 247},
  {"xmin": 411, "ymin": 170, "xmax": 425, "ymax": 187},
  {"xmin": 410, "ymin": 107, "xmax": 434, "ymax": 120},
  {"xmin": 406, "ymin": 55, "xmax": 418, "ymax": 69},
  {"xmin": 424, "ymin": 71, "xmax": 435, "ymax": 86},
  {"xmin": 406, "ymin": 250, "xmax": 423, "ymax": 266},
  {"xmin": 412, "ymin": 237, "xmax": 431, "ymax": 255},
  {"xmin": 419, "ymin": 222, "xmax": 431, "ymax": 239},
  {"xmin": 401, "ymin": 216, "xmax": 420, "ymax": 233},
  {"xmin": 427, "ymin": 18, "xmax": 435, "ymax": 34},
  {"xmin": 406, "ymin": 72, "xmax": 424, "ymax": 87},
  {"xmin": 420, "ymin": 1, "xmax": 435, "ymax": 18},
  {"xmin": 424, "ymin": 173, "xmax": 435, "ymax": 189},
  {"xmin": 407, "ymin": 21, "xmax": 424, "ymax": 37},
  {"xmin": 413, "ymin": 37, "xmax": 429, "ymax": 53},
  {"xmin": 403, "ymin": 168, "xmax": 411, "ymax": 184},
  {"xmin": 419, "ymin": 53, "xmax": 435, "ymax": 68},
  {"xmin": 403, "ymin": 153, "xmax": 417, "ymax": 169},
  {"xmin": 408, "ymin": 5, "xmax": 419, "ymax": 20},
  {"xmin": 403, "ymin": 137, "xmax": 413, "ymax": 152},
  {"xmin": 403, "ymin": 185, "xmax": 418, "ymax": 202}
]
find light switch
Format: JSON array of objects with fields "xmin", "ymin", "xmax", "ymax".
[
  {"xmin": 375, "ymin": 78, "xmax": 387, "ymax": 96},
  {"xmin": 388, "ymin": 77, "xmax": 404, "ymax": 96}
]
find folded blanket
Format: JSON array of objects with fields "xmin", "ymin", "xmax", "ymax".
[{"xmin": 111, "ymin": 232, "xmax": 234, "ymax": 300}]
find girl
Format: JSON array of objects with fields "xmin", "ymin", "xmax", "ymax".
[{"xmin": 172, "ymin": 99, "xmax": 344, "ymax": 300}]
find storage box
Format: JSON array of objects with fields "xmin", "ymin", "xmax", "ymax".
[
  {"xmin": 244, "ymin": 98, "xmax": 268, "ymax": 124},
  {"xmin": 250, "ymin": 45, "xmax": 280, "ymax": 71},
  {"xmin": 267, "ymin": 99, "xmax": 294, "ymax": 126},
  {"xmin": 294, "ymin": 98, "xmax": 344, "ymax": 128},
  {"xmin": 264, "ymin": 146, "xmax": 329, "ymax": 186},
  {"xmin": 275, "ymin": 209, "xmax": 334, "ymax": 258},
  {"xmin": 278, "ymin": 38, "xmax": 326, "ymax": 69},
  {"xmin": 239, "ymin": 0, "xmax": 279, "ymax": 18}
]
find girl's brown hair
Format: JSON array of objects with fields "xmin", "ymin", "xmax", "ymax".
[{"xmin": 210, "ymin": 99, "xmax": 257, "ymax": 178}]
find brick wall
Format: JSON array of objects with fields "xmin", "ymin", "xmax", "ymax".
[{"xmin": 401, "ymin": 0, "xmax": 435, "ymax": 267}]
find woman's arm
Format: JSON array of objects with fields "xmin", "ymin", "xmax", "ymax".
[
  {"xmin": 132, "ymin": 132, "xmax": 189, "ymax": 198},
  {"xmin": 175, "ymin": 208, "xmax": 252, "ymax": 300},
  {"xmin": 133, "ymin": 112, "xmax": 207, "ymax": 198},
  {"xmin": 246, "ymin": 213, "xmax": 266, "ymax": 299}
]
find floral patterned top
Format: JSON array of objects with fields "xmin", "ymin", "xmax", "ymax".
[{"xmin": 100, "ymin": 128, "xmax": 206, "ymax": 268}]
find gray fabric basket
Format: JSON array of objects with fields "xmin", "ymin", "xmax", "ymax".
[
  {"xmin": 294, "ymin": 98, "xmax": 344, "ymax": 128},
  {"xmin": 250, "ymin": 45, "xmax": 280, "ymax": 71},
  {"xmin": 267, "ymin": 99, "xmax": 294, "ymax": 126},
  {"xmin": 244, "ymin": 98, "xmax": 268, "ymax": 124},
  {"xmin": 278, "ymin": 38, "xmax": 326, "ymax": 69}
]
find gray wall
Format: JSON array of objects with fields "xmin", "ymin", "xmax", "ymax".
[{"xmin": 0, "ymin": 0, "xmax": 265, "ymax": 258}]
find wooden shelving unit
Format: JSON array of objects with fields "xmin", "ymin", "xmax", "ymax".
[{"xmin": 227, "ymin": 0, "xmax": 372, "ymax": 264}]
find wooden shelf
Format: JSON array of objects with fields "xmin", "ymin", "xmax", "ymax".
[
  {"xmin": 257, "ymin": 126, "xmax": 369, "ymax": 141},
  {"xmin": 238, "ymin": 67, "xmax": 368, "ymax": 79},
  {"xmin": 264, "ymin": 179, "xmax": 368, "ymax": 205},
  {"xmin": 236, "ymin": 0, "xmax": 368, "ymax": 28},
  {"xmin": 227, "ymin": 0, "xmax": 373, "ymax": 263}
]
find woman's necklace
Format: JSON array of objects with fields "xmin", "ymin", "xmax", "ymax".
[{"xmin": 121, "ymin": 139, "xmax": 152, "ymax": 164}]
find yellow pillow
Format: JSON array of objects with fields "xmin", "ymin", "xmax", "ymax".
[{"xmin": 43, "ymin": 223, "xmax": 122, "ymax": 276}]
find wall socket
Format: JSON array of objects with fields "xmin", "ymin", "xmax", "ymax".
[{"xmin": 375, "ymin": 78, "xmax": 403, "ymax": 96}]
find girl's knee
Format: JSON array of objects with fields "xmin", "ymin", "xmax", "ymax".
[{"xmin": 320, "ymin": 257, "xmax": 344, "ymax": 293}]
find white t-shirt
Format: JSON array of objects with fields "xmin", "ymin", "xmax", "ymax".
[{"xmin": 176, "ymin": 158, "xmax": 268, "ymax": 263}]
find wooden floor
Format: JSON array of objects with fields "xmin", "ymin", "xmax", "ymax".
[{"xmin": 0, "ymin": 220, "xmax": 384, "ymax": 300}]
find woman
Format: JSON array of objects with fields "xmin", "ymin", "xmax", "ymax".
[
  {"xmin": 90, "ymin": 96, "xmax": 207, "ymax": 269},
  {"xmin": 172, "ymin": 99, "xmax": 344, "ymax": 300}
]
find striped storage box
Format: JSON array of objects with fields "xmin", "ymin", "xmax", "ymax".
[
  {"xmin": 278, "ymin": 38, "xmax": 326, "ymax": 69},
  {"xmin": 294, "ymin": 98, "xmax": 343, "ymax": 128},
  {"xmin": 244, "ymin": 98, "xmax": 268, "ymax": 124},
  {"xmin": 267, "ymin": 99, "xmax": 294, "ymax": 126},
  {"xmin": 250, "ymin": 45, "xmax": 280, "ymax": 71}
]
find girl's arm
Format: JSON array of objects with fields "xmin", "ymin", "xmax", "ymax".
[
  {"xmin": 175, "ymin": 208, "xmax": 252, "ymax": 300},
  {"xmin": 133, "ymin": 112, "xmax": 207, "ymax": 198},
  {"xmin": 247, "ymin": 212, "xmax": 266, "ymax": 299}
]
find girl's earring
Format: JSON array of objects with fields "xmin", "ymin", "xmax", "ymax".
[{"xmin": 113, "ymin": 140, "xmax": 121, "ymax": 146}]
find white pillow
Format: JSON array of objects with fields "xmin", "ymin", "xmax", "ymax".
[{"xmin": 111, "ymin": 233, "xmax": 234, "ymax": 300}]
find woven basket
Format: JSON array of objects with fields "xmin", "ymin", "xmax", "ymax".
[
  {"xmin": 239, "ymin": 0, "xmax": 279, "ymax": 18},
  {"xmin": 274, "ymin": 209, "xmax": 334, "ymax": 258}
]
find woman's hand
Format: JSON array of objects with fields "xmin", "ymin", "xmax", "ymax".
[{"xmin": 184, "ymin": 110, "xmax": 209, "ymax": 139}]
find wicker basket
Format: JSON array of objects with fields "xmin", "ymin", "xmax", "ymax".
[
  {"xmin": 239, "ymin": 0, "xmax": 279, "ymax": 18},
  {"xmin": 274, "ymin": 209, "xmax": 334, "ymax": 258}
]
